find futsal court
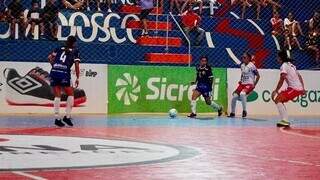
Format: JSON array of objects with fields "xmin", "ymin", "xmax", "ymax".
[{"xmin": 0, "ymin": 115, "xmax": 319, "ymax": 179}]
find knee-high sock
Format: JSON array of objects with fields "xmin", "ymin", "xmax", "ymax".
[
  {"xmin": 276, "ymin": 103, "xmax": 288, "ymax": 121},
  {"xmin": 191, "ymin": 100, "xmax": 197, "ymax": 114},
  {"xmin": 240, "ymin": 92, "xmax": 247, "ymax": 112},
  {"xmin": 210, "ymin": 101, "xmax": 220, "ymax": 110},
  {"xmin": 231, "ymin": 94, "xmax": 239, "ymax": 113},
  {"xmin": 54, "ymin": 97, "xmax": 61, "ymax": 118},
  {"xmin": 66, "ymin": 96, "xmax": 74, "ymax": 118}
]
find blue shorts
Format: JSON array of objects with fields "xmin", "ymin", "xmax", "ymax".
[
  {"xmin": 195, "ymin": 83, "xmax": 212, "ymax": 98},
  {"xmin": 50, "ymin": 77, "xmax": 71, "ymax": 87}
]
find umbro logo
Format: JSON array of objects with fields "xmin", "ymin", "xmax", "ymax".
[{"xmin": 8, "ymin": 76, "xmax": 42, "ymax": 94}]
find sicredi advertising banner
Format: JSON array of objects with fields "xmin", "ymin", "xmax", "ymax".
[
  {"xmin": 0, "ymin": 62, "xmax": 107, "ymax": 114},
  {"xmin": 108, "ymin": 65, "xmax": 227, "ymax": 114},
  {"xmin": 227, "ymin": 68, "xmax": 320, "ymax": 115}
]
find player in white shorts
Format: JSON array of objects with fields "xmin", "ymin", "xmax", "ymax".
[
  {"xmin": 272, "ymin": 51, "xmax": 305, "ymax": 127},
  {"xmin": 229, "ymin": 52, "xmax": 260, "ymax": 118}
]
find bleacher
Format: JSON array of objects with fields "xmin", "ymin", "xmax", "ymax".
[{"xmin": 0, "ymin": 0, "xmax": 319, "ymax": 69}]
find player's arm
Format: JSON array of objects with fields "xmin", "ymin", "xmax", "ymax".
[
  {"xmin": 208, "ymin": 67, "xmax": 214, "ymax": 86},
  {"xmin": 191, "ymin": 68, "xmax": 198, "ymax": 85},
  {"xmin": 254, "ymin": 70, "xmax": 260, "ymax": 87},
  {"xmin": 272, "ymin": 73, "xmax": 286, "ymax": 101},
  {"xmin": 297, "ymin": 71, "xmax": 305, "ymax": 93},
  {"xmin": 74, "ymin": 50, "xmax": 81, "ymax": 88},
  {"xmin": 48, "ymin": 51, "xmax": 57, "ymax": 65}
]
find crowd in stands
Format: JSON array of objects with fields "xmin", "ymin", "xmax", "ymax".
[
  {"xmin": 271, "ymin": 10, "xmax": 319, "ymax": 62},
  {"xmin": 0, "ymin": 0, "xmax": 319, "ymax": 62}
]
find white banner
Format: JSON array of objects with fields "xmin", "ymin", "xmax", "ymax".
[
  {"xmin": 0, "ymin": 62, "xmax": 107, "ymax": 114},
  {"xmin": 227, "ymin": 68, "xmax": 320, "ymax": 115}
]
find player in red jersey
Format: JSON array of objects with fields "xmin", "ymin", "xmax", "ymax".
[
  {"xmin": 272, "ymin": 51, "xmax": 305, "ymax": 127},
  {"xmin": 229, "ymin": 52, "xmax": 260, "ymax": 118}
]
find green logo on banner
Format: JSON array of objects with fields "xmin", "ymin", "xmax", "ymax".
[
  {"xmin": 247, "ymin": 91, "xmax": 259, "ymax": 102},
  {"xmin": 108, "ymin": 65, "xmax": 227, "ymax": 114},
  {"xmin": 115, "ymin": 73, "xmax": 141, "ymax": 105}
]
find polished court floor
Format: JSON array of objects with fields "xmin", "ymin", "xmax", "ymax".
[{"xmin": 0, "ymin": 115, "xmax": 319, "ymax": 179}]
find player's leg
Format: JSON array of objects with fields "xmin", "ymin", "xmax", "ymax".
[
  {"xmin": 274, "ymin": 94, "xmax": 289, "ymax": 127},
  {"xmin": 229, "ymin": 84, "xmax": 242, "ymax": 117},
  {"xmin": 53, "ymin": 86, "xmax": 65, "ymax": 127},
  {"xmin": 188, "ymin": 90, "xmax": 201, "ymax": 118},
  {"xmin": 274, "ymin": 88, "xmax": 302, "ymax": 127},
  {"xmin": 239, "ymin": 91, "xmax": 248, "ymax": 117},
  {"xmin": 63, "ymin": 86, "xmax": 75, "ymax": 126},
  {"xmin": 204, "ymin": 95, "xmax": 223, "ymax": 117}
]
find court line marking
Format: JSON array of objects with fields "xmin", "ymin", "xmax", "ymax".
[
  {"xmin": 12, "ymin": 171, "xmax": 47, "ymax": 180},
  {"xmin": 279, "ymin": 127, "xmax": 320, "ymax": 140}
]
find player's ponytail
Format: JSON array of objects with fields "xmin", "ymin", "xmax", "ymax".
[{"xmin": 278, "ymin": 50, "xmax": 293, "ymax": 63}]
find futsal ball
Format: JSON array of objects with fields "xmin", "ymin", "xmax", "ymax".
[{"xmin": 168, "ymin": 108, "xmax": 178, "ymax": 118}]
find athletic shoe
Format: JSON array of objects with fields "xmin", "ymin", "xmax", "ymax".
[
  {"xmin": 242, "ymin": 111, "xmax": 247, "ymax": 118},
  {"xmin": 63, "ymin": 116, "xmax": 74, "ymax": 127},
  {"xmin": 218, "ymin": 107, "xmax": 223, "ymax": 117},
  {"xmin": 3, "ymin": 67, "xmax": 86, "ymax": 107},
  {"xmin": 277, "ymin": 120, "xmax": 290, "ymax": 127},
  {"xmin": 55, "ymin": 119, "xmax": 65, "ymax": 127},
  {"xmin": 228, "ymin": 113, "xmax": 235, "ymax": 118},
  {"xmin": 187, "ymin": 113, "xmax": 197, "ymax": 118}
]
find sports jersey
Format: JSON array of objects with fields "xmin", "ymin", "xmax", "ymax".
[
  {"xmin": 280, "ymin": 62, "xmax": 303, "ymax": 91},
  {"xmin": 196, "ymin": 65, "xmax": 213, "ymax": 85},
  {"xmin": 50, "ymin": 46, "xmax": 80, "ymax": 80},
  {"xmin": 240, "ymin": 62, "xmax": 258, "ymax": 85}
]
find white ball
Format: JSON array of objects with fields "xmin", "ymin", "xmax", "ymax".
[{"xmin": 168, "ymin": 108, "xmax": 178, "ymax": 118}]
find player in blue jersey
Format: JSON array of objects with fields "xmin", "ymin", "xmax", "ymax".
[
  {"xmin": 48, "ymin": 36, "xmax": 80, "ymax": 127},
  {"xmin": 188, "ymin": 56, "xmax": 223, "ymax": 118}
]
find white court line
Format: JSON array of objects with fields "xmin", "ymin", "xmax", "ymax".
[
  {"xmin": 12, "ymin": 171, "xmax": 48, "ymax": 180},
  {"xmin": 279, "ymin": 127, "xmax": 320, "ymax": 140}
]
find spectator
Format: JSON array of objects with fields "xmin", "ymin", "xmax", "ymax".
[
  {"xmin": 7, "ymin": 0, "xmax": 26, "ymax": 39},
  {"xmin": 42, "ymin": 0, "xmax": 59, "ymax": 40},
  {"xmin": 170, "ymin": 0, "xmax": 181, "ymax": 14},
  {"xmin": 139, "ymin": 0, "xmax": 154, "ymax": 36},
  {"xmin": 181, "ymin": 3, "xmax": 204, "ymax": 46},
  {"xmin": 270, "ymin": 11, "xmax": 284, "ymax": 49},
  {"xmin": 27, "ymin": 0, "xmax": 42, "ymax": 38},
  {"xmin": 86, "ymin": 0, "xmax": 112, "ymax": 12},
  {"xmin": 261, "ymin": 0, "xmax": 281, "ymax": 14},
  {"xmin": 309, "ymin": 11, "xmax": 320, "ymax": 34},
  {"xmin": 86, "ymin": 0, "xmax": 101, "ymax": 11},
  {"xmin": 62, "ymin": 0, "xmax": 84, "ymax": 10},
  {"xmin": 0, "ymin": 0, "xmax": 7, "ymax": 21},
  {"xmin": 305, "ymin": 31, "xmax": 319, "ymax": 62},
  {"xmin": 284, "ymin": 12, "xmax": 304, "ymax": 50},
  {"xmin": 181, "ymin": 0, "xmax": 203, "ymax": 15}
]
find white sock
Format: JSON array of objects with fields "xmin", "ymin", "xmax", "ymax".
[
  {"xmin": 191, "ymin": 100, "xmax": 197, "ymax": 114},
  {"xmin": 240, "ymin": 92, "xmax": 247, "ymax": 112},
  {"xmin": 66, "ymin": 96, "xmax": 74, "ymax": 118},
  {"xmin": 231, "ymin": 94, "xmax": 239, "ymax": 113},
  {"xmin": 54, "ymin": 97, "xmax": 61, "ymax": 119},
  {"xmin": 210, "ymin": 101, "xmax": 220, "ymax": 110},
  {"xmin": 276, "ymin": 103, "xmax": 288, "ymax": 121}
]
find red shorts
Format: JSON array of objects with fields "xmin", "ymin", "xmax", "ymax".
[
  {"xmin": 235, "ymin": 84, "xmax": 255, "ymax": 95},
  {"xmin": 278, "ymin": 88, "xmax": 304, "ymax": 102}
]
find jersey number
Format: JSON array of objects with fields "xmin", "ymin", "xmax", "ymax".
[{"xmin": 59, "ymin": 51, "xmax": 67, "ymax": 63}]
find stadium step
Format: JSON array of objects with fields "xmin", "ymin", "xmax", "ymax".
[
  {"xmin": 126, "ymin": 20, "xmax": 172, "ymax": 31},
  {"xmin": 119, "ymin": 5, "xmax": 163, "ymax": 15},
  {"xmin": 136, "ymin": 36, "xmax": 182, "ymax": 47},
  {"xmin": 145, "ymin": 53, "xmax": 192, "ymax": 64}
]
